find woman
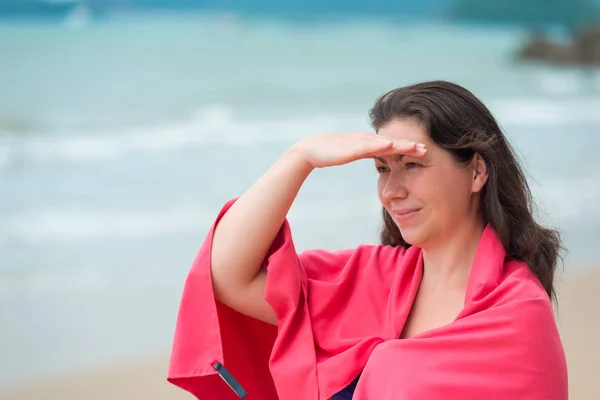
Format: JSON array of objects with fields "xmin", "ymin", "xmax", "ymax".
[{"xmin": 167, "ymin": 81, "xmax": 568, "ymax": 399}]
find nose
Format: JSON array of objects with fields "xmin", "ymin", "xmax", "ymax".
[{"xmin": 380, "ymin": 171, "xmax": 408, "ymax": 203}]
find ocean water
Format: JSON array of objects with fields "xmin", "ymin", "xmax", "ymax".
[{"xmin": 1, "ymin": 13, "xmax": 600, "ymax": 385}]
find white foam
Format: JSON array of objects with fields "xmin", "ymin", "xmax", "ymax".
[
  {"xmin": 3, "ymin": 208, "xmax": 214, "ymax": 244},
  {"xmin": 0, "ymin": 105, "xmax": 362, "ymax": 165},
  {"xmin": 537, "ymin": 69, "xmax": 600, "ymax": 94},
  {"xmin": 0, "ymin": 263, "xmax": 186, "ymax": 295},
  {"xmin": 535, "ymin": 170, "xmax": 600, "ymax": 224},
  {"xmin": 1, "ymin": 98, "xmax": 599, "ymax": 168},
  {"xmin": 537, "ymin": 71, "xmax": 583, "ymax": 96},
  {"xmin": 0, "ymin": 267, "xmax": 105, "ymax": 295},
  {"xmin": 489, "ymin": 97, "xmax": 600, "ymax": 127},
  {"xmin": 1, "ymin": 196, "xmax": 380, "ymax": 245}
]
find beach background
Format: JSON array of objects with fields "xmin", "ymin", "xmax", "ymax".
[{"xmin": 1, "ymin": 1, "xmax": 599, "ymax": 399}]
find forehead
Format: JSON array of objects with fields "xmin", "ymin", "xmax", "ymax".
[{"xmin": 377, "ymin": 118, "xmax": 430, "ymax": 144}]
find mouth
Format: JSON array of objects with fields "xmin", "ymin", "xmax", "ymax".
[{"xmin": 392, "ymin": 208, "xmax": 421, "ymax": 223}]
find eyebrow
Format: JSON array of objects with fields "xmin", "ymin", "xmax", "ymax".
[{"xmin": 373, "ymin": 155, "xmax": 404, "ymax": 164}]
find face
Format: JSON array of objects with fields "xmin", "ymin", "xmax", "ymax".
[{"xmin": 375, "ymin": 118, "xmax": 487, "ymax": 248}]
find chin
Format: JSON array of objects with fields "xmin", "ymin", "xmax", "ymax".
[{"xmin": 397, "ymin": 225, "xmax": 428, "ymax": 248}]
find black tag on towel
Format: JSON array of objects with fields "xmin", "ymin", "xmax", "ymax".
[{"xmin": 211, "ymin": 360, "xmax": 248, "ymax": 399}]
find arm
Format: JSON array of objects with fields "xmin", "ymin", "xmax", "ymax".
[
  {"xmin": 210, "ymin": 147, "xmax": 313, "ymax": 325},
  {"xmin": 209, "ymin": 133, "xmax": 424, "ymax": 325}
]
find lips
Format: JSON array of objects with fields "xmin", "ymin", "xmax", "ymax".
[
  {"xmin": 392, "ymin": 208, "xmax": 421, "ymax": 222},
  {"xmin": 393, "ymin": 208, "xmax": 421, "ymax": 216}
]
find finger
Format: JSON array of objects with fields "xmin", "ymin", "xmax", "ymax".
[
  {"xmin": 366, "ymin": 134, "xmax": 418, "ymax": 150},
  {"xmin": 357, "ymin": 134, "xmax": 394, "ymax": 151},
  {"xmin": 378, "ymin": 139, "xmax": 427, "ymax": 157},
  {"xmin": 360, "ymin": 132, "xmax": 393, "ymax": 146},
  {"xmin": 343, "ymin": 138, "xmax": 391, "ymax": 163}
]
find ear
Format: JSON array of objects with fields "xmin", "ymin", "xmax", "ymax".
[{"xmin": 471, "ymin": 153, "xmax": 488, "ymax": 194}]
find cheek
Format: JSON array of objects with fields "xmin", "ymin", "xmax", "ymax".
[
  {"xmin": 401, "ymin": 171, "xmax": 428, "ymax": 202},
  {"xmin": 402, "ymin": 165, "xmax": 462, "ymax": 202},
  {"xmin": 426, "ymin": 170, "xmax": 472, "ymax": 214}
]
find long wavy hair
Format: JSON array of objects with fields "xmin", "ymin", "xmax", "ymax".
[{"xmin": 369, "ymin": 80, "xmax": 563, "ymax": 301}]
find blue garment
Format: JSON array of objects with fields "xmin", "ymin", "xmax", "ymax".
[{"xmin": 330, "ymin": 374, "xmax": 360, "ymax": 400}]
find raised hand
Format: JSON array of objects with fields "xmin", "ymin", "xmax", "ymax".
[{"xmin": 291, "ymin": 132, "xmax": 427, "ymax": 169}]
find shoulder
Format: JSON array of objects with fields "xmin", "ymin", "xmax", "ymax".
[
  {"xmin": 465, "ymin": 261, "xmax": 568, "ymax": 395},
  {"xmin": 497, "ymin": 259, "xmax": 552, "ymax": 306},
  {"xmin": 492, "ymin": 260, "xmax": 557, "ymax": 330},
  {"xmin": 469, "ymin": 258, "xmax": 565, "ymax": 358},
  {"xmin": 495, "ymin": 261, "xmax": 567, "ymax": 371}
]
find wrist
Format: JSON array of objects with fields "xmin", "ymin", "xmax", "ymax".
[{"xmin": 283, "ymin": 144, "xmax": 315, "ymax": 175}]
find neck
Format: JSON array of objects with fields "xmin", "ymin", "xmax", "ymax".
[{"xmin": 420, "ymin": 216, "xmax": 486, "ymax": 290}]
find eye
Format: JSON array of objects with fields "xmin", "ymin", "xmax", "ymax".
[
  {"xmin": 375, "ymin": 166, "xmax": 389, "ymax": 174},
  {"xmin": 405, "ymin": 162, "xmax": 421, "ymax": 170}
]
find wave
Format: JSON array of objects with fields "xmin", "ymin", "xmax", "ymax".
[
  {"xmin": 0, "ymin": 267, "xmax": 106, "ymax": 296},
  {"xmin": 3, "ymin": 170, "xmax": 599, "ymax": 246},
  {"xmin": 1, "ymin": 196, "xmax": 379, "ymax": 244},
  {"xmin": 0, "ymin": 197, "xmax": 381, "ymax": 294},
  {"xmin": 535, "ymin": 69, "xmax": 600, "ymax": 96},
  {"xmin": 2, "ymin": 208, "xmax": 215, "ymax": 244},
  {"xmin": 1, "ymin": 97, "xmax": 599, "ymax": 168},
  {"xmin": 0, "ymin": 105, "xmax": 362, "ymax": 166},
  {"xmin": 489, "ymin": 97, "xmax": 600, "ymax": 127},
  {"xmin": 533, "ymin": 170, "xmax": 600, "ymax": 225},
  {"xmin": 1, "ymin": 178, "xmax": 599, "ymax": 295}
]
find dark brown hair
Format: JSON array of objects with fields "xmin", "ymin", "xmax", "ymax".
[{"xmin": 369, "ymin": 80, "xmax": 563, "ymax": 301}]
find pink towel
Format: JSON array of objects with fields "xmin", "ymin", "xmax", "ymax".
[{"xmin": 167, "ymin": 198, "xmax": 568, "ymax": 399}]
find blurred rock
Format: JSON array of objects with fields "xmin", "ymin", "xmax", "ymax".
[
  {"xmin": 517, "ymin": 24, "xmax": 600, "ymax": 67},
  {"xmin": 576, "ymin": 24, "xmax": 600, "ymax": 65}
]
